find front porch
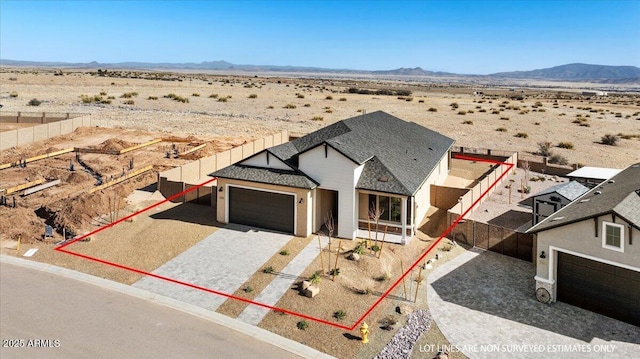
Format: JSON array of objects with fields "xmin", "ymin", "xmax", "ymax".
[{"xmin": 357, "ymin": 190, "xmax": 414, "ymax": 244}]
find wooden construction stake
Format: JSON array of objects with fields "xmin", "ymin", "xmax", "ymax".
[
  {"xmin": 332, "ymin": 240, "xmax": 342, "ymax": 281},
  {"xmin": 318, "ymin": 235, "xmax": 325, "ymax": 275},
  {"xmin": 414, "ymin": 266, "xmax": 423, "ymax": 303},
  {"xmin": 377, "ymin": 225, "xmax": 388, "ymax": 259},
  {"xmin": 400, "ymin": 259, "xmax": 408, "ymax": 300}
]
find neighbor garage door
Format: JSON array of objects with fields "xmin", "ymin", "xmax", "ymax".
[
  {"xmin": 229, "ymin": 187, "xmax": 294, "ymax": 234},
  {"xmin": 557, "ymin": 252, "xmax": 640, "ymax": 326}
]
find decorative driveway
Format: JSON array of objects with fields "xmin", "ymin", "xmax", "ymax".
[
  {"xmin": 427, "ymin": 248, "xmax": 640, "ymax": 358},
  {"xmin": 133, "ymin": 224, "xmax": 292, "ymax": 311}
]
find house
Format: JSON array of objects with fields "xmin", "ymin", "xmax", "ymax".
[
  {"xmin": 527, "ymin": 163, "xmax": 640, "ymax": 326},
  {"xmin": 566, "ymin": 166, "xmax": 621, "ymax": 188},
  {"xmin": 531, "ymin": 181, "xmax": 589, "ymax": 225},
  {"xmin": 211, "ymin": 111, "xmax": 454, "ymax": 244}
]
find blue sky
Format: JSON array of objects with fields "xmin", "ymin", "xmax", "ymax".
[{"xmin": 1, "ymin": 1, "xmax": 638, "ymax": 74}]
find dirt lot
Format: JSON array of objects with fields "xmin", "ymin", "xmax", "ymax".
[
  {"xmin": 0, "ymin": 124, "xmax": 252, "ymax": 246},
  {"xmin": 1, "ymin": 69, "xmax": 638, "ymax": 168}
]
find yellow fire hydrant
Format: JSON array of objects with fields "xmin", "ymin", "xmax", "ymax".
[{"xmin": 360, "ymin": 322, "xmax": 369, "ymax": 344}]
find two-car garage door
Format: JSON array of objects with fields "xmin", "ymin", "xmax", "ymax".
[
  {"xmin": 228, "ymin": 187, "xmax": 294, "ymax": 234},
  {"xmin": 557, "ymin": 252, "xmax": 640, "ymax": 326}
]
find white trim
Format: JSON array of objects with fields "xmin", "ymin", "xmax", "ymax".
[
  {"xmin": 401, "ymin": 197, "xmax": 407, "ymax": 241},
  {"xmin": 602, "ymin": 221, "xmax": 625, "ymax": 253},
  {"xmin": 548, "ymin": 245, "xmax": 640, "ymax": 283},
  {"xmin": 534, "ymin": 276, "xmax": 555, "ymax": 285},
  {"xmin": 226, "ymin": 184, "xmax": 297, "ymax": 235}
]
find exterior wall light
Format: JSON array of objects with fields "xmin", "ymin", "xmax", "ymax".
[{"xmin": 540, "ymin": 251, "xmax": 546, "ymax": 259}]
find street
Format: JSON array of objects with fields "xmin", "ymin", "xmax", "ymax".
[{"xmin": 0, "ymin": 262, "xmax": 301, "ymax": 359}]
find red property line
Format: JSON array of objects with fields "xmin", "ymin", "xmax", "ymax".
[{"xmin": 55, "ymin": 155, "xmax": 513, "ymax": 332}]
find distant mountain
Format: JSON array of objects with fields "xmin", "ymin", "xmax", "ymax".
[
  {"xmin": 489, "ymin": 63, "xmax": 640, "ymax": 83},
  {"xmin": 1, "ymin": 59, "xmax": 638, "ymax": 83}
]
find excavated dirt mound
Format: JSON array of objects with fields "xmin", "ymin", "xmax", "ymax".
[{"xmin": 96, "ymin": 138, "xmax": 135, "ymax": 152}]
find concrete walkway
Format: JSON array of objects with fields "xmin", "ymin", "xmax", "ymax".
[
  {"xmin": 237, "ymin": 236, "xmax": 329, "ymax": 325},
  {"xmin": 133, "ymin": 224, "xmax": 292, "ymax": 311},
  {"xmin": 427, "ymin": 249, "xmax": 640, "ymax": 359}
]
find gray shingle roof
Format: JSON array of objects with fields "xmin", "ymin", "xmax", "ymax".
[
  {"xmin": 212, "ymin": 165, "xmax": 318, "ymax": 189},
  {"xmin": 528, "ymin": 163, "xmax": 640, "ymax": 233},
  {"xmin": 532, "ymin": 181, "xmax": 589, "ymax": 201},
  {"xmin": 267, "ymin": 111, "xmax": 455, "ymax": 195}
]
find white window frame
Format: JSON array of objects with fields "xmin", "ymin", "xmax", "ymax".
[{"xmin": 602, "ymin": 221, "xmax": 624, "ymax": 252}]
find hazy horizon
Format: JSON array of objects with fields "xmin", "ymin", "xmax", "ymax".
[{"xmin": 1, "ymin": 0, "xmax": 638, "ymax": 75}]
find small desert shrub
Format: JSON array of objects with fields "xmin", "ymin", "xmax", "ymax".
[
  {"xmin": 379, "ymin": 316, "xmax": 398, "ymax": 331},
  {"xmin": 279, "ymin": 250, "xmax": 290, "ymax": 256},
  {"xmin": 99, "ymin": 91, "xmax": 107, "ymax": 96},
  {"xmin": 418, "ymin": 99, "xmax": 424, "ymax": 103},
  {"xmin": 557, "ymin": 142, "xmax": 574, "ymax": 149},
  {"xmin": 27, "ymin": 98, "xmax": 41, "ymax": 106},
  {"xmin": 496, "ymin": 127, "xmax": 507, "ymax": 132},
  {"xmin": 267, "ymin": 105, "xmax": 274, "ymax": 109},
  {"xmin": 147, "ymin": 96, "xmax": 158, "ymax": 100},
  {"xmin": 467, "ymin": 109, "xmax": 474, "ymax": 113},
  {"xmin": 297, "ymin": 321, "xmax": 309, "ymax": 330},
  {"xmin": 457, "ymin": 111, "xmax": 466, "ymax": 115},
  {"xmin": 325, "ymin": 95, "xmax": 333, "ymax": 100},
  {"xmin": 297, "ymin": 93, "xmax": 305, "ymax": 99},
  {"xmin": 304, "ymin": 103, "xmax": 311, "ymax": 107},
  {"xmin": 492, "ymin": 110, "xmax": 500, "ymax": 114},
  {"xmin": 405, "ymin": 97, "xmax": 413, "ymax": 102},
  {"xmin": 218, "ymin": 97, "xmax": 228, "ymax": 102},
  {"xmin": 353, "ymin": 243, "xmax": 365, "ymax": 255},
  {"xmin": 534, "ymin": 122, "xmax": 541, "ymax": 125},
  {"xmin": 329, "ymin": 268, "xmax": 341, "ymax": 276},
  {"xmin": 515, "ymin": 132, "xmax": 528, "ymax": 138},
  {"xmin": 549, "ymin": 154, "xmax": 569, "ymax": 165},
  {"xmin": 9, "ymin": 91, "xmax": 18, "ymax": 98},
  {"xmin": 8, "ymin": 77, "xmax": 17, "ymax": 81},
  {"xmin": 479, "ymin": 109, "xmax": 487, "ymax": 112},
  {"xmin": 601, "ymin": 134, "xmax": 618, "ymax": 146},
  {"xmin": 500, "ymin": 117, "xmax": 509, "ymax": 120},
  {"xmin": 283, "ymin": 103, "xmax": 296, "ymax": 109},
  {"xmin": 450, "ymin": 102, "xmax": 459, "ymax": 109},
  {"xmin": 339, "ymin": 97, "xmax": 347, "ymax": 101},
  {"xmin": 428, "ymin": 107, "xmax": 438, "ymax": 112},
  {"xmin": 262, "ymin": 266, "xmax": 275, "ymax": 274},
  {"xmin": 325, "ymin": 109, "xmax": 333, "ymax": 113},
  {"xmin": 333, "ymin": 310, "xmax": 347, "ymax": 321},
  {"xmin": 371, "ymin": 245, "xmax": 381, "ymax": 253},
  {"xmin": 209, "ymin": 93, "xmax": 219, "ymax": 98},
  {"xmin": 311, "ymin": 116, "xmax": 324, "ymax": 121},
  {"xmin": 537, "ymin": 141, "xmax": 553, "ymax": 157},
  {"xmin": 247, "ymin": 93, "xmax": 258, "ymax": 99},
  {"xmin": 192, "ymin": 93, "xmax": 200, "ymax": 97},
  {"xmin": 309, "ymin": 271, "xmax": 322, "ymax": 284},
  {"xmin": 615, "ymin": 112, "xmax": 622, "ymax": 117},
  {"xmin": 462, "ymin": 120, "xmax": 473, "ymax": 125},
  {"xmin": 107, "ymin": 96, "xmax": 115, "ymax": 100},
  {"xmin": 120, "ymin": 92, "xmax": 138, "ymax": 98},
  {"xmin": 123, "ymin": 100, "xmax": 134, "ymax": 105},
  {"xmin": 243, "ymin": 286, "xmax": 253, "ymax": 293}
]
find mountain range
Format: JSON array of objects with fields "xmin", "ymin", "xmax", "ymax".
[{"xmin": 1, "ymin": 59, "xmax": 639, "ymax": 83}]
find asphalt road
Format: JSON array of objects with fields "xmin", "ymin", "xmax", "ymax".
[{"xmin": 0, "ymin": 262, "xmax": 301, "ymax": 359}]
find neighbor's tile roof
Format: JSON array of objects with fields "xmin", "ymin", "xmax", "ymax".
[
  {"xmin": 213, "ymin": 165, "xmax": 318, "ymax": 189},
  {"xmin": 528, "ymin": 163, "xmax": 640, "ymax": 233},
  {"xmin": 532, "ymin": 181, "xmax": 589, "ymax": 201}
]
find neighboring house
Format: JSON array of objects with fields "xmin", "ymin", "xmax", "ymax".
[
  {"xmin": 211, "ymin": 111, "xmax": 455, "ymax": 244},
  {"xmin": 527, "ymin": 163, "xmax": 640, "ymax": 326},
  {"xmin": 566, "ymin": 166, "xmax": 621, "ymax": 188},
  {"xmin": 531, "ymin": 181, "xmax": 589, "ymax": 225}
]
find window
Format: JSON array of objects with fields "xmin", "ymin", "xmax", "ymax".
[
  {"xmin": 367, "ymin": 194, "xmax": 405, "ymax": 223},
  {"xmin": 602, "ymin": 221, "xmax": 624, "ymax": 252}
]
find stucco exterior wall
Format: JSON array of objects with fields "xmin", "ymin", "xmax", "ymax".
[
  {"xmin": 414, "ymin": 152, "xmax": 449, "ymax": 224},
  {"xmin": 216, "ymin": 178, "xmax": 312, "ymax": 237},
  {"xmin": 299, "ymin": 145, "xmax": 362, "ymax": 239},
  {"xmin": 242, "ymin": 151, "xmax": 291, "ymax": 170},
  {"xmin": 536, "ymin": 215, "xmax": 640, "ymax": 280}
]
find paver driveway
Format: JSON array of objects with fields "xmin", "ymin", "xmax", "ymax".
[
  {"xmin": 427, "ymin": 249, "xmax": 640, "ymax": 359},
  {"xmin": 133, "ymin": 224, "xmax": 292, "ymax": 311}
]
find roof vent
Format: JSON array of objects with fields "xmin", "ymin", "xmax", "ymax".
[
  {"xmin": 579, "ymin": 199, "xmax": 590, "ymax": 203},
  {"xmin": 608, "ymin": 180, "xmax": 615, "ymax": 184},
  {"xmin": 594, "ymin": 191, "xmax": 602, "ymax": 195},
  {"xmin": 428, "ymin": 147, "xmax": 433, "ymax": 151},
  {"xmin": 551, "ymin": 216, "xmax": 565, "ymax": 221},
  {"xmin": 378, "ymin": 175, "xmax": 389, "ymax": 182}
]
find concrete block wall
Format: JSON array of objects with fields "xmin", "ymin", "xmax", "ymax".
[{"xmin": 158, "ymin": 131, "xmax": 288, "ymax": 201}]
